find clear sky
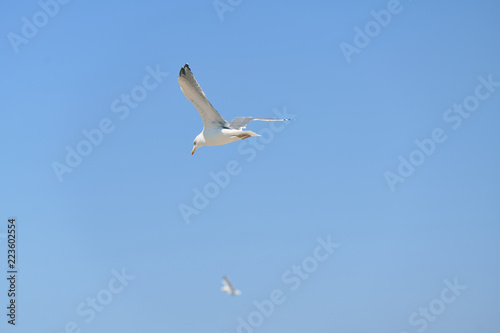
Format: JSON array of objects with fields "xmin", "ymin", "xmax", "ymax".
[{"xmin": 1, "ymin": 0, "xmax": 500, "ymax": 332}]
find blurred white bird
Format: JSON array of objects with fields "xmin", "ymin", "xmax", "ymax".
[
  {"xmin": 178, "ymin": 64, "xmax": 291, "ymax": 155},
  {"xmin": 221, "ymin": 276, "xmax": 241, "ymax": 296}
]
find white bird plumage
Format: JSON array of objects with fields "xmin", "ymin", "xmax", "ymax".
[
  {"xmin": 221, "ymin": 276, "xmax": 241, "ymax": 296},
  {"xmin": 178, "ymin": 64, "xmax": 291, "ymax": 155}
]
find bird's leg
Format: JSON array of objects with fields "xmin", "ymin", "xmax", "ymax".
[{"xmin": 237, "ymin": 133, "xmax": 252, "ymax": 140}]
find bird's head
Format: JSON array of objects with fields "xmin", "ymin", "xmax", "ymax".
[{"xmin": 191, "ymin": 134, "xmax": 205, "ymax": 155}]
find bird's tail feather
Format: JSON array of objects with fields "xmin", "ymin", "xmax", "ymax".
[{"xmin": 243, "ymin": 130, "xmax": 260, "ymax": 137}]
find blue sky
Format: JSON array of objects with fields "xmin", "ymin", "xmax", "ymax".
[{"xmin": 1, "ymin": 0, "xmax": 500, "ymax": 332}]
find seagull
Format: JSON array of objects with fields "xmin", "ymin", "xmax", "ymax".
[
  {"xmin": 221, "ymin": 276, "xmax": 241, "ymax": 296},
  {"xmin": 178, "ymin": 64, "xmax": 291, "ymax": 155}
]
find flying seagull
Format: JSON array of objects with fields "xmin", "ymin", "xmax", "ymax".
[
  {"xmin": 221, "ymin": 276, "xmax": 241, "ymax": 296},
  {"xmin": 178, "ymin": 64, "xmax": 291, "ymax": 155}
]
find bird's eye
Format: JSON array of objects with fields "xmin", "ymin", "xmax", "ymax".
[{"xmin": 193, "ymin": 141, "xmax": 196, "ymax": 146}]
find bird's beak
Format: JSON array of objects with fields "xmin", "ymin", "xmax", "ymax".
[{"xmin": 191, "ymin": 147, "xmax": 196, "ymax": 155}]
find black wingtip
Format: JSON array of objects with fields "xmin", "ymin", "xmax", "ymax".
[{"xmin": 179, "ymin": 63, "xmax": 190, "ymax": 77}]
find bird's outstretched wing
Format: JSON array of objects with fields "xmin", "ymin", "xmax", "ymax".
[
  {"xmin": 222, "ymin": 276, "xmax": 233, "ymax": 288},
  {"xmin": 178, "ymin": 64, "xmax": 228, "ymax": 130},
  {"xmin": 228, "ymin": 117, "xmax": 292, "ymax": 130}
]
